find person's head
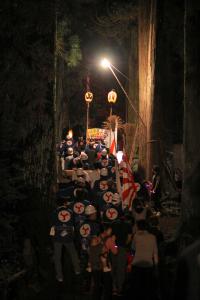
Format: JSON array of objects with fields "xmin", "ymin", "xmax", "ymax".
[
  {"xmin": 75, "ymin": 188, "xmax": 86, "ymax": 201},
  {"xmin": 134, "ymin": 199, "xmax": 144, "ymax": 213},
  {"xmin": 133, "ymin": 198, "xmax": 141, "ymax": 207},
  {"xmin": 101, "ymin": 224, "xmax": 113, "ymax": 237},
  {"xmin": 152, "ymin": 165, "xmax": 160, "ymax": 175},
  {"xmin": 143, "ymin": 180, "xmax": 151, "ymax": 191},
  {"xmin": 101, "ymin": 159, "xmax": 109, "ymax": 167},
  {"xmin": 89, "ymin": 139, "xmax": 94, "ymax": 148},
  {"xmin": 76, "ymin": 168, "xmax": 84, "ymax": 177},
  {"xmin": 67, "ymin": 147, "xmax": 73, "ymax": 155},
  {"xmin": 101, "ymin": 149, "xmax": 107, "ymax": 157},
  {"xmin": 125, "ymin": 212, "xmax": 135, "ymax": 226},
  {"xmin": 93, "ymin": 143, "xmax": 98, "ymax": 149},
  {"xmin": 107, "ymin": 179, "xmax": 115, "ymax": 190},
  {"xmin": 56, "ymin": 195, "xmax": 71, "ymax": 207},
  {"xmin": 149, "ymin": 215, "xmax": 159, "ymax": 227},
  {"xmin": 80, "ymin": 151, "xmax": 88, "ymax": 161},
  {"xmin": 73, "ymin": 151, "xmax": 80, "ymax": 158},
  {"xmin": 90, "ymin": 235, "xmax": 100, "ymax": 246},
  {"xmin": 134, "ymin": 182, "xmax": 141, "ymax": 192},
  {"xmin": 136, "ymin": 219, "xmax": 147, "ymax": 231},
  {"xmin": 85, "ymin": 205, "xmax": 97, "ymax": 220},
  {"xmin": 76, "ymin": 176, "xmax": 86, "ymax": 188},
  {"xmin": 62, "ymin": 172, "xmax": 72, "ymax": 182},
  {"xmin": 100, "ymin": 167, "xmax": 108, "ymax": 178}
]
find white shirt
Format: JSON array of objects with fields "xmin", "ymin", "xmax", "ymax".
[{"xmin": 132, "ymin": 230, "xmax": 158, "ymax": 267}]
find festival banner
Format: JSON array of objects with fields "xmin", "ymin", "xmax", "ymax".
[{"xmin": 87, "ymin": 128, "xmax": 108, "ymax": 140}]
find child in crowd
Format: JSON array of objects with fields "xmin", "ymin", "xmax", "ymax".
[{"xmin": 87, "ymin": 225, "xmax": 118, "ymax": 300}]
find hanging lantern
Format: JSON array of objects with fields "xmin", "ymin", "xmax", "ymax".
[
  {"xmin": 108, "ymin": 89, "xmax": 117, "ymax": 104},
  {"xmin": 85, "ymin": 91, "xmax": 93, "ymax": 103}
]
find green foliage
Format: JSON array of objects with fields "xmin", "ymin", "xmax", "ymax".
[
  {"xmin": 57, "ymin": 19, "xmax": 71, "ymax": 38},
  {"xmin": 56, "ymin": 17, "xmax": 82, "ymax": 67},
  {"xmin": 67, "ymin": 35, "xmax": 82, "ymax": 67}
]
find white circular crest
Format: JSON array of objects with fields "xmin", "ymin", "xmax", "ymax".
[
  {"xmin": 100, "ymin": 180, "xmax": 108, "ymax": 191},
  {"xmin": 58, "ymin": 210, "xmax": 71, "ymax": 223},
  {"xmin": 101, "ymin": 159, "xmax": 109, "ymax": 167},
  {"xmin": 67, "ymin": 140, "xmax": 72, "ymax": 146},
  {"xmin": 103, "ymin": 191, "xmax": 114, "ymax": 203},
  {"xmin": 106, "ymin": 208, "xmax": 118, "ymax": 220},
  {"xmin": 80, "ymin": 223, "xmax": 91, "ymax": 237},
  {"xmin": 74, "ymin": 202, "xmax": 85, "ymax": 214}
]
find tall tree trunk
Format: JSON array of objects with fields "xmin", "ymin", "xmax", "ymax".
[
  {"xmin": 128, "ymin": 23, "xmax": 139, "ymax": 126},
  {"xmin": 153, "ymin": 0, "xmax": 184, "ymax": 197},
  {"xmin": 138, "ymin": 0, "xmax": 157, "ymax": 179},
  {"xmin": 181, "ymin": 0, "xmax": 200, "ymax": 237},
  {"xmin": 126, "ymin": 23, "xmax": 139, "ymax": 159}
]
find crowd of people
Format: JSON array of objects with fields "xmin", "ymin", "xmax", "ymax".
[
  {"xmin": 50, "ymin": 133, "xmax": 164, "ymax": 299},
  {"xmin": 57, "ymin": 133, "xmax": 112, "ymax": 171}
]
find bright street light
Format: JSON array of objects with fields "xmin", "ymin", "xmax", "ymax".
[
  {"xmin": 100, "ymin": 57, "xmax": 146, "ymax": 129},
  {"xmin": 100, "ymin": 58, "xmax": 111, "ymax": 69}
]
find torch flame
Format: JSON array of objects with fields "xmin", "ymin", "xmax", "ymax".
[{"xmin": 68, "ymin": 129, "xmax": 73, "ymax": 138}]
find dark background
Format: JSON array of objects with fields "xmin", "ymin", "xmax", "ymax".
[{"xmin": 1, "ymin": 0, "xmax": 200, "ymax": 299}]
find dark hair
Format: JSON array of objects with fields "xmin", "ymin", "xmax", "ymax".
[
  {"xmin": 136, "ymin": 220, "xmax": 147, "ymax": 231},
  {"xmin": 153, "ymin": 165, "xmax": 160, "ymax": 174},
  {"xmin": 149, "ymin": 216, "xmax": 159, "ymax": 227},
  {"xmin": 75, "ymin": 188, "xmax": 86, "ymax": 200},
  {"xmin": 125, "ymin": 213, "xmax": 135, "ymax": 225},
  {"xmin": 56, "ymin": 194, "xmax": 71, "ymax": 206},
  {"xmin": 102, "ymin": 223, "xmax": 113, "ymax": 231},
  {"xmin": 133, "ymin": 198, "xmax": 143, "ymax": 208},
  {"xmin": 74, "ymin": 151, "xmax": 80, "ymax": 157}
]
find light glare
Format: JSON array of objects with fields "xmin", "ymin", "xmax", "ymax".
[
  {"xmin": 101, "ymin": 58, "xmax": 111, "ymax": 68},
  {"xmin": 116, "ymin": 151, "xmax": 123, "ymax": 164}
]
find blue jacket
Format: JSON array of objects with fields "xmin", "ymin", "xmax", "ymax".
[
  {"xmin": 70, "ymin": 199, "xmax": 90, "ymax": 226},
  {"xmin": 96, "ymin": 189, "xmax": 116, "ymax": 212},
  {"xmin": 51, "ymin": 206, "xmax": 75, "ymax": 242},
  {"xmin": 102, "ymin": 203, "xmax": 123, "ymax": 223}
]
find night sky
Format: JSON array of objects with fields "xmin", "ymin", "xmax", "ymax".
[{"xmin": 59, "ymin": 0, "xmax": 131, "ymax": 133}]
